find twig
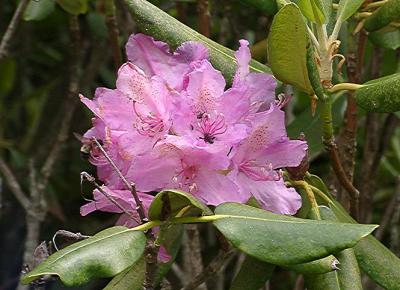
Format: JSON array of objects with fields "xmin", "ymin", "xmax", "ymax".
[
  {"xmin": 325, "ymin": 141, "xmax": 360, "ymax": 218},
  {"xmin": 375, "ymin": 187, "xmax": 398, "ymax": 241},
  {"xmin": 171, "ymin": 263, "xmax": 186, "ymax": 285},
  {"xmin": 104, "ymin": 0, "xmax": 123, "ymax": 71},
  {"xmin": 372, "ymin": 114, "xmax": 399, "ymax": 171},
  {"xmin": 197, "ymin": 0, "xmax": 211, "ymax": 37},
  {"xmin": 293, "ymin": 275, "xmax": 304, "ymax": 290},
  {"xmin": 91, "ymin": 138, "xmax": 148, "ymax": 223},
  {"xmin": 0, "ymin": 158, "xmax": 30, "ymax": 210},
  {"xmin": 180, "ymin": 248, "xmax": 235, "ymax": 290},
  {"xmin": 0, "ymin": 0, "xmax": 30, "ymax": 60},
  {"xmin": 186, "ymin": 225, "xmax": 207, "ymax": 290},
  {"xmin": 80, "ymin": 172, "xmax": 140, "ymax": 223},
  {"xmin": 52, "ymin": 230, "xmax": 90, "ymax": 251}
]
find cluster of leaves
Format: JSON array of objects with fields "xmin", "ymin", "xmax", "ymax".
[{"xmin": 1, "ymin": 0, "xmax": 400, "ymax": 289}]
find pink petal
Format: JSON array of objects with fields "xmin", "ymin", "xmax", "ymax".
[
  {"xmin": 116, "ymin": 62, "xmax": 152, "ymax": 102},
  {"xmin": 185, "ymin": 60, "xmax": 226, "ymax": 114},
  {"xmin": 236, "ymin": 174, "xmax": 301, "ymax": 215},
  {"xmin": 194, "ymin": 169, "xmax": 245, "ymax": 206},
  {"xmin": 80, "ymin": 88, "xmax": 135, "ymax": 132},
  {"xmin": 258, "ymin": 139, "xmax": 308, "ymax": 169},
  {"xmin": 232, "ymin": 39, "xmax": 277, "ymax": 110},
  {"xmin": 126, "ymin": 34, "xmax": 208, "ymax": 91}
]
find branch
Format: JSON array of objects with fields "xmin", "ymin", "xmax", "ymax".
[
  {"xmin": 0, "ymin": 0, "xmax": 30, "ymax": 60},
  {"xmin": 0, "ymin": 158, "xmax": 30, "ymax": 210},
  {"xmin": 185, "ymin": 225, "xmax": 207, "ymax": 290},
  {"xmin": 80, "ymin": 171, "xmax": 140, "ymax": 224},
  {"xmin": 197, "ymin": 0, "xmax": 211, "ymax": 37},
  {"xmin": 180, "ymin": 248, "xmax": 235, "ymax": 290},
  {"xmin": 325, "ymin": 141, "xmax": 360, "ymax": 218},
  {"xmin": 104, "ymin": 0, "xmax": 123, "ymax": 71},
  {"xmin": 38, "ymin": 15, "xmax": 81, "ymax": 193}
]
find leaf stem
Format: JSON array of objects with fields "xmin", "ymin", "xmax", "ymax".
[
  {"xmin": 328, "ymin": 83, "xmax": 364, "ymax": 93},
  {"xmin": 289, "ymin": 180, "xmax": 321, "ymax": 219},
  {"xmin": 307, "ymin": 25, "xmax": 320, "ymax": 51}
]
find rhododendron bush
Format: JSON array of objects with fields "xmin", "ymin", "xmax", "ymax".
[{"xmin": 1, "ymin": 0, "xmax": 398, "ymax": 289}]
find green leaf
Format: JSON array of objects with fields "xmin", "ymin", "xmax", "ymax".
[
  {"xmin": 104, "ymin": 256, "xmax": 145, "ymax": 290},
  {"xmin": 308, "ymin": 178, "xmax": 400, "ymax": 290},
  {"xmin": 268, "ymin": 3, "xmax": 313, "ymax": 95},
  {"xmin": 336, "ymin": 0, "xmax": 364, "ymax": 22},
  {"xmin": 237, "ymin": 0, "xmax": 278, "ymax": 16},
  {"xmin": 21, "ymin": 226, "xmax": 146, "ymax": 286},
  {"xmin": 318, "ymin": 206, "xmax": 363, "ymax": 290},
  {"xmin": 148, "ymin": 190, "xmax": 212, "ymax": 221},
  {"xmin": 328, "ymin": 201, "xmax": 400, "ymax": 289},
  {"xmin": 285, "ymin": 255, "xmax": 338, "ymax": 274},
  {"xmin": 23, "ymin": 0, "xmax": 55, "ymax": 21},
  {"xmin": 213, "ymin": 203, "xmax": 377, "ymax": 265},
  {"xmin": 125, "ymin": 0, "xmax": 271, "ymax": 84},
  {"xmin": 364, "ymin": 0, "xmax": 400, "ymax": 31},
  {"xmin": 298, "ymin": 0, "xmax": 332, "ymax": 24},
  {"xmin": 354, "ymin": 72, "xmax": 400, "ymax": 113},
  {"xmin": 230, "ymin": 256, "xmax": 275, "ymax": 290},
  {"xmin": 369, "ymin": 30, "xmax": 400, "ymax": 50},
  {"xmin": 56, "ymin": 0, "xmax": 88, "ymax": 15}
]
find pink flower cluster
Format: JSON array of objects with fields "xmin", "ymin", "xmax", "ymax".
[{"xmin": 80, "ymin": 34, "xmax": 307, "ymax": 225}]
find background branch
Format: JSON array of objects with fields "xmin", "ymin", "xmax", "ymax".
[{"xmin": 0, "ymin": 0, "xmax": 29, "ymax": 60}]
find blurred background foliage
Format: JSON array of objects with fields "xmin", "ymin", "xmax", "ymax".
[{"xmin": 0, "ymin": 0, "xmax": 399, "ymax": 289}]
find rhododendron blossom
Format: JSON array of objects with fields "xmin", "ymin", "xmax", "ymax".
[{"xmin": 79, "ymin": 33, "xmax": 308, "ymax": 224}]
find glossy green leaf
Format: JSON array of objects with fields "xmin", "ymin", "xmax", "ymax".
[
  {"xmin": 125, "ymin": 0, "xmax": 271, "ymax": 83},
  {"xmin": 298, "ymin": 0, "xmax": 332, "ymax": 24},
  {"xmin": 268, "ymin": 3, "xmax": 313, "ymax": 94},
  {"xmin": 336, "ymin": 0, "xmax": 364, "ymax": 22},
  {"xmin": 305, "ymin": 271, "xmax": 341, "ymax": 290},
  {"xmin": 56, "ymin": 0, "xmax": 88, "ymax": 15},
  {"xmin": 285, "ymin": 255, "xmax": 338, "ymax": 274},
  {"xmin": 21, "ymin": 226, "xmax": 146, "ymax": 286},
  {"xmin": 23, "ymin": 0, "xmax": 55, "ymax": 21},
  {"xmin": 364, "ymin": 0, "xmax": 400, "ymax": 31},
  {"xmin": 230, "ymin": 255, "xmax": 275, "ymax": 290},
  {"xmin": 213, "ymin": 203, "xmax": 377, "ymax": 265},
  {"xmin": 319, "ymin": 206, "xmax": 362, "ymax": 290},
  {"xmin": 306, "ymin": 249, "xmax": 361, "ymax": 289},
  {"xmin": 369, "ymin": 30, "xmax": 400, "ymax": 50},
  {"xmin": 354, "ymin": 73, "xmax": 400, "ymax": 113},
  {"xmin": 148, "ymin": 190, "xmax": 212, "ymax": 221},
  {"xmin": 237, "ymin": 0, "xmax": 278, "ymax": 15},
  {"xmin": 326, "ymin": 201, "xmax": 400, "ymax": 289},
  {"xmin": 307, "ymin": 177, "xmax": 400, "ymax": 290},
  {"xmin": 104, "ymin": 257, "xmax": 145, "ymax": 290}
]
